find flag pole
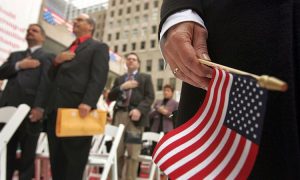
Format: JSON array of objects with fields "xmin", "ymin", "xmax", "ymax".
[{"xmin": 198, "ymin": 59, "xmax": 288, "ymax": 92}]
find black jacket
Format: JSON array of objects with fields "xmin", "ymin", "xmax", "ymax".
[
  {"xmin": 109, "ymin": 72, "xmax": 155, "ymax": 127},
  {"xmin": 160, "ymin": 0, "xmax": 300, "ymax": 178},
  {"xmin": 46, "ymin": 38, "xmax": 109, "ymax": 112}
]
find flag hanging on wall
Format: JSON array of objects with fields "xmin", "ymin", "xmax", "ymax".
[
  {"xmin": 152, "ymin": 68, "xmax": 268, "ymax": 179},
  {"xmin": 43, "ymin": 7, "xmax": 73, "ymax": 31}
]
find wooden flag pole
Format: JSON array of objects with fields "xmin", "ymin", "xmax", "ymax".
[{"xmin": 198, "ymin": 59, "xmax": 288, "ymax": 92}]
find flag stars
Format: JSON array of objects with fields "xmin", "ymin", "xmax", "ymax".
[{"xmin": 224, "ymin": 74, "xmax": 266, "ymax": 144}]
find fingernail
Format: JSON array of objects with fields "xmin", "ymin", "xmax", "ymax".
[{"xmin": 202, "ymin": 53, "xmax": 211, "ymax": 61}]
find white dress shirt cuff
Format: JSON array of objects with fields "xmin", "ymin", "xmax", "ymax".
[{"xmin": 159, "ymin": 9, "xmax": 206, "ymax": 40}]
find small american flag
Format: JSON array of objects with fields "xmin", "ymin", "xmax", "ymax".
[
  {"xmin": 43, "ymin": 7, "xmax": 73, "ymax": 31},
  {"xmin": 152, "ymin": 68, "xmax": 268, "ymax": 179}
]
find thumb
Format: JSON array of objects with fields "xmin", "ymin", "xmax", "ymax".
[{"xmin": 193, "ymin": 24, "xmax": 211, "ymax": 61}]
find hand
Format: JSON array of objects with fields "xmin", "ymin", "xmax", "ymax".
[
  {"xmin": 29, "ymin": 107, "xmax": 44, "ymax": 122},
  {"xmin": 129, "ymin": 108, "xmax": 141, "ymax": 121},
  {"xmin": 18, "ymin": 57, "xmax": 40, "ymax": 69},
  {"xmin": 54, "ymin": 51, "xmax": 75, "ymax": 65},
  {"xmin": 120, "ymin": 80, "xmax": 138, "ymax": 90},
  {"xmin": 78, "ymin": 103, "xmax": 91, "ymax": 118},
  {"xmin": 157, "ymin": 106, "xmax": 169, "ymax": 115},
  {"xmin": 161, "ymin": 22, "xmax": 213, "ymax": 90}
]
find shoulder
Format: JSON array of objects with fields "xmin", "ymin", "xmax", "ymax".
[
  {"xmin": 138, "ymin": 72, "xmax": 151, "ymax": 79},
  {"xmin": 91, "ymin": 39, "xmax": 109, "ymax": 49}
]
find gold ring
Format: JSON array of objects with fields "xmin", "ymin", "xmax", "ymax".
[{"xmin": 173, "ymin": 68, "xmax": 179, "ymax": 75}]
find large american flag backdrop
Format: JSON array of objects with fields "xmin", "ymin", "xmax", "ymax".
[{"xmin": 152, "ymin": 68, "xmax": 268, "ymax": 179}]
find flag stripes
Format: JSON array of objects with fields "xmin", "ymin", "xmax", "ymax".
[{"xmin": 152, "ymin": 69, "xmax": 263, "ymax": 179}]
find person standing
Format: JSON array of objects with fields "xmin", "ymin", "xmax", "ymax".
[
  {"xmin": 0, "ymin": 24, "xmax": 54, "ymax": 180},
  {"xmin": 159, "ymin": 0, "xmax": 300, "ymax": 178},
  {"xmin": 45, "ymin": 14, "xmax": 109, "ymax": 180},
  {"xmin": 149, "ymin": 84, "xmax": 178, "ymax": 133},
  {"xmin": 108, "ymin": 52, "xmax": 154, "ymax": 180}
]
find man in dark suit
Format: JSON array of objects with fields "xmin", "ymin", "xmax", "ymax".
[
  {"xmin": 45, "ymin": 14, "xmax": 109, "ymax": 180},
  {"xmin": 159, "ymin": 0, "xmax": 300, "ymax": 179},
  {"xmin": 108, "ymin": 52, "xmax": 154, "ymax": 180},
  {"xmin": 0, "ymin": 24, "xmax": 53, "ymax": 180}
]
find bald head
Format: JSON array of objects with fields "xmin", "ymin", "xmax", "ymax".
[{"xmin": 72, "ymin": 14, "xmax": 95, "ymax": 37}]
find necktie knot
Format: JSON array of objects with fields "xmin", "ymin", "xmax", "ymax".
[
  {"xmin": 25, "ymin": 49, "xmax": 31, "ymax": 57},
  {"xmin": 128, "ymin": 73, "xmax": 134, "ymax": 80}
]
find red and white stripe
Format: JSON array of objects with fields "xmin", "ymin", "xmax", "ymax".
[{"xmin": 152, "ymin": 69, "xmax": 258, "ymax": 179}]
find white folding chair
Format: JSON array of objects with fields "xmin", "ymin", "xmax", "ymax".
[
  {"xmin": 85, "ymin": 124, "xmax": 125, "ymax": 180},
  {"xmin": 35, "ymin": 132, "xmax": 50, "ymax": 180},
  {"xmin": 137, "ymin": 132, "xmax": 164, "ymax": 180},
  {"xmin": 0, "ymin": 104, "xmax": 30, "ymax": 180}
]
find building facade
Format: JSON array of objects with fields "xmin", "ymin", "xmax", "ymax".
[{"xmin": 102, "ymin": 0, "xmax": 181, "ymax": 99}]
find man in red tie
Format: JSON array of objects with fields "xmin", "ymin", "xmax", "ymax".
[
  {"xmin": 109, "ymin": 52, "xmax": 155, "ymax": 180},
  {"xmin": 45, "ymin": 14, "xmax": 109, "ymax": 180}
]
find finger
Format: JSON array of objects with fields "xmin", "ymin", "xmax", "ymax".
[{"xmin": 193, "ymin": 25, "xmax": 211, "ymax": 61}]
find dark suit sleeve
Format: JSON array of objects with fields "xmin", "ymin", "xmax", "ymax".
[
  {"xmin": 159, "ymin": 0, "xmax": 204, "ymax": 39},
  {"xmin": 82, "ymin": 43, "xmax": 109, "ymax": 107},
  {"xmin": 108, "ymin": 77, "xmax": 123, "ymax": 101},
  {"xmin": 136, "ymin": 74, "xmax": 155, "ymax": 116},
  {"xmin": 0, "ymin": 53, "xmax": 19, "ymax": 79},
  {"xmin": 33, "ymin": 53, "xmax": 55, "ymax": 108}
]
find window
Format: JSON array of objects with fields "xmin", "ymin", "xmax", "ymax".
[
  {"xmin": 122, "ymin": 44, "xmax": 127, "ymax": 52},
  {"xmin": 114, "ymin": 45, "xmax": 118, "ymax": 53},
  {"xmin": 141, "ymin": 27, "xmax": 147, "ymax": 37},
  {"xmin": 150, "ymin": 40, "xmax": 156, "ymax": 48},
  {"xmin": 140, "ymin": 41, "xmax": 145, "ymax": 50},
  {"xmin": 132, "ymin": 29, "xmax": 138, "ymax": 37},
  {"xmin": 134, "ymin": 16, "xmax": 139, "ymax": 24},
  {"xmin": 120, "ymin": 0, "xmax": 124, "ymax": 4},
  {"xmin": 123, "ymin": 31, "xmax": 129, "ymax": 39},
  {"xmin": 154, "ymin": 1, "xmax": 159, "ymax": 8},
  {"xmin": 136, "ymin": 5, "xmax": 140, "ymax": 11},
  {"xmin": 144, "ymin": 2, "xmax": 149, "ymax": 10},
  {"xmin": 116, "ymin": 32, "xmax": 120, "ymax": 40},
  {"xmin": 131, "ymin": 42, "xmax": 136, "ymax": 51},
  {"xmin": 143, "ymin": 14, "xmax": 148, "ymax": 22},
  {"xmin": 146, "ymin": 59, "xmax": 152, "ymax": 72},
  {"xmin": 108, "ymin": 34, "xmax": 111, "ymax": 41},
  {"xmin": 118, "ymin": 9, "xmax": 123, "ymax": 16},
  {"xmin": 152, "ymin": 25, "xmax": 157, "ymax": 34},
  {"xmin": 127, "ymin": 7, "xmax": 131, "ymax": 14},
  {"xmin": 169, "ymin": 78, "xmax": 176, "ymax": 89},
  {"xmin": 158, "ymin": 58, "xmax": 164, "ymax": 71},
  {"xmin": 110, "ymin": 11, "xmax": 114, "ymax": 17},
  {"xmin": 125, "ymin": 18, "xmax": 130, "ymax": 26},
  {"xmin": 112, "ymin": 0, "xmax": 116, "ymax": 6},
  {"xmin": 157, "ymin": 78, "xmax": 164, "ymax": 91}
]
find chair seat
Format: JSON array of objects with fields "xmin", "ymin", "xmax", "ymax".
[
  {"xmin": 138, "ymin": 155, "xmax": 153, "ymax": 162},
  {"xmin": 88, "ymin": 154, "xmax": 109, "ymax": 165}
]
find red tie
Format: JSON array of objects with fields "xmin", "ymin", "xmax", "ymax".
[{"xmin": 69, "ymin": 39, "xmax": 80, "ymax": 52}]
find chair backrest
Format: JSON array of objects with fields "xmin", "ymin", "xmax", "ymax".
[
  {"xmin": 138, "ymin": 131, "xmax": 164, "ymax": 180},
  {"xmin": 100, "ymin": 124, "xmax": 125, "ymax": 179},
  {"xmin": 142, "ymin": 132, "xmax": 164, "ymax": 143},
  {"xmin": 0, "ymin": 106, "xmax": 17, "ymax": 123},
  {"xmin": 0, "ymin": 104, "xmax": 30, "ymax": 180},
  {"xmin": 0, "ymin": 104, "xmax": 30, "ymax": 151},
  {"xmin": 36, "ymin": 132, "xmax": 49, "ymax": 156}
]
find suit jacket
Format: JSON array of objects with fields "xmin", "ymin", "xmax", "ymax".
[
  {"xmin": 109, "ymin": 72, "xmax": 155, "ymax": 127},
  {"xmin": 160, "ymin": 0, "xmax": 300, "ymax": 178},
  {"xmin": 0, "ymin": 48, "xmax": 54, "ymax": 132},
  {"xmin": 149, "ymin": 99, "xmax": 178, "ymax": 133},
  {"xmin": 46, "ymin": 38, "xmax": 109, "ymax": 112}
]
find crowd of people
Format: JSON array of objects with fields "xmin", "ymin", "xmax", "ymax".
[{"xmin": 0, "ymin": 13, "xmax": 178, "ymax": 180}]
